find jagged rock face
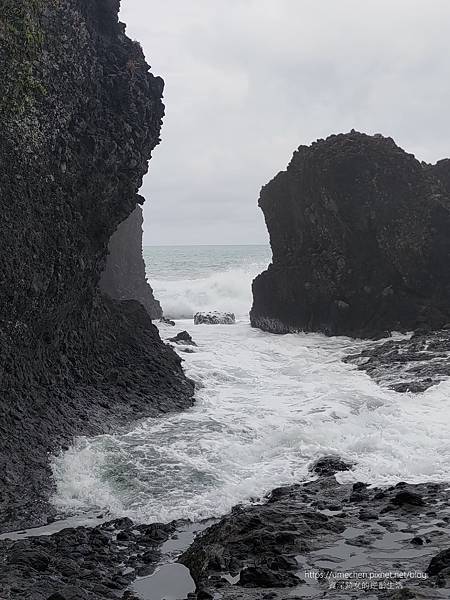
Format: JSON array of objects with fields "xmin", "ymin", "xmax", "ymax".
[
  {"xmin": 100, "ymin": 205, "xmax": 162, "ymax": 319},
  {"xmin": 251, "ymin": 132, "xmax": 450, "ymax": 338},
  {"xmin": 180, "ymin": 476, "xmax": 450, "ymax": 599},
  {"xmin": 0, "ymin": 0, "xmax": 194, "ymax": 530}
]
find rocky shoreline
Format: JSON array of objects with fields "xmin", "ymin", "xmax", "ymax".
[
  {"xmin": 2, "ymin": 457, "xmax": 450, "ymax": 599},
  {"xmin": 2, "ymin": 2, "xmax": 450, "ymax": 600},
  {"xmin": 344, "ymin": 328, "xmax": 450, "ymax": 394},
  {"xmin": 180, "ymin": 460, "xmax": 450, "ymax": 600}
]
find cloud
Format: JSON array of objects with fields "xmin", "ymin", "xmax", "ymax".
[{"xmin": 120, "ymin": 0, "xmax": 450, "ymax": 245}]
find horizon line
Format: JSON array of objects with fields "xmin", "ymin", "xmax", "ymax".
[{"xmin": 143, "ymin": 242, "xmax": 270, "ymax": 247}]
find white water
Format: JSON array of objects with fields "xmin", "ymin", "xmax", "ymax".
[
  {"xmin": 143, "ymin": 244, "xmax": 271, "ymax": 319},
  {"xmin": 151, "ymin": 267, "xmax": 257, "ymax": 319},
  {"xmin": 52, "ymin": 319, "xmax": 450, "ymax": 525}
]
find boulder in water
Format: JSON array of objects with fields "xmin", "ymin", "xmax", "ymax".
[
  {"xmin": 168, "ymin": 331, "xmax": 197, "ymax": 346},
  {"xmin": 160, "ymin": 317, "xmax": 176, "ymax": 326},
  {"xmin": 310, "ymin": 455, "xmax": 354, "ymax": 477},
  {"xmin": 194, "ymin": 312, "xmax": 236, "ymax": 325}
]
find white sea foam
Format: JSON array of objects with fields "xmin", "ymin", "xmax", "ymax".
[
  {"xmin": 151, "ymin": 266, "xmax": 260, "ymax": 319},
  {"xmin": 51, "ymin": 320, "xmax": 450, "ymax": 524}
]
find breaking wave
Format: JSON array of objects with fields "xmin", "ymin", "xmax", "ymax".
[{"xmin": 152, "ymin": 266, "xmax": 262, "ymax": 319}]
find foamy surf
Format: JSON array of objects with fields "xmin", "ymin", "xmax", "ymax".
[
  {"xmin": 150, "ymin": 267, "xmax": 257, "ymax": 319},
  {"xmin": 51, "ymin": 320, "xmax": 450, "ymax": 524},
  {"xmin": 143, "ymin": 244, "xmax": 271, "ymax": 319}
]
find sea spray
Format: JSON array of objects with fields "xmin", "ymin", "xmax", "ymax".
[
  {"xmin": 51, "ymin": 320, "xmax": 450, "ymax": 524},
  {"xmin": 143, "ymin": 244, "xmax": 271, "ymax": 319}
]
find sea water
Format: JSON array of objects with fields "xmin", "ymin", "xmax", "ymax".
[{"xmin": 51, "ymin": 245, "xmax": 450, "ymax": 524}]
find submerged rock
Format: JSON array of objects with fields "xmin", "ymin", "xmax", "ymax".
[
  {"xmin": 100, "ymin": 205, "xmax": 162, "ymax": 320},
  {"xmin": 251, "ymin": 131, "xmax": 450, "ymax": 338},
  {"xmin": 194, "ymin": 312, "xmax": 236, "ymax": 325}
]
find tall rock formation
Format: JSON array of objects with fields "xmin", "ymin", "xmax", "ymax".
[
  {"xmin": 251, "ymin": 131, "xmax": 450, "ymax": 338},
  {"xmin": 100, "ymin": 204, "xmax": 163, "ymax": 319},
  {"xmin": 0, "ymin": 0, "xmax": 193, "ymax": 530}
]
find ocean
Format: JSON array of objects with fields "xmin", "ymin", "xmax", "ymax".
[
  {"xmin": 143, "ymin": 244, "xmax": 272, "ymax": 320},
  {"xmin": 50, "ymin": 245, "xmax": 450, "ymax": 525}
]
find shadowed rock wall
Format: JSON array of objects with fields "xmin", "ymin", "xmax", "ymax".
[
  {"xmin": 100, "ymin": 205, "xmax": 162, "ymax": 319},
  {"xmin": 0, "ymin": 0, "xmax": 193, "ymax": 531}
]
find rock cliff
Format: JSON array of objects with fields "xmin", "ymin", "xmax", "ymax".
[
  {"xmin": 100, "ymin": 205, "xmax": 162, "ymax": 319},
  {"xmin": 0, "ymin": 0, "xmax": 194, "ymax": 531},
  {"xmin": 251, "ymin": 131, "xmax": 450, "ymax": 338}
]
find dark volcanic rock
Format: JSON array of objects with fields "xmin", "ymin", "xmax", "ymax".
[
  {"xmin": 427, "ymin": 548, "xmax": 450, "ymax": 576},
  {"xmin": 310, "ymin": 455, "xmax": 354, "ymax": 477},
  {"xmin": 239, "ymin": 566, "xmax": 302, "ymax": 588},
  {"xmin": 344, "ymin": 328, "xmax": 450, "ymax": 392},
  {"xmin": 194, "ymin": 312, "xmax": 236, "ymax": 325},
  {"xmin": 251, "ymin": 131, "xmax": 450, "ymax": 338},
  {"xmin": 392, "ymin": 490, "xmax": 425, "ymax": 507},
  {"xmin": 168, "ymin": 331, "xmax": 198, "ymax": 346},
  {"xmin": 160, "ymin": 317, "xmax": 176, "ymax": 326},
  {"xmin": 0, "ymin": 518, "xmax": 176, "ymax": 599},
  {"xmin": 100, "ymin": 205, "xmax": 162, "ymax": 319},
  {"xmin": 180, "ymin": 479, "xmax": 450, "ymax": 599},
  {"xmin": 0, "ymin": 0, "xmax": 194, "ymax": 531}
]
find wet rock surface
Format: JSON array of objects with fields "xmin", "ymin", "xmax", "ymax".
[
  {"xmin": 3, "ymin": 461, "xmax": 450, "ymax": 599},
  {"xmin": 0, "ymin": 0, "xmax": 194, "ymax": 533},
  {"xmin": 194, "ymin": 312, "xmax": 236, "ymax": 325},
  {"xmin": 100, "ymin": 205, "xmax": 162, "ymax": 320},
  {"xmin": 0, "ymin": 518, "xmax": 177, "ymax": 599},
  {"xmin": 168, "ymin": 331, "xmax": 198, "ymax": 346},
  {"xmin": 344, "ymin": 329, "xmax": 450, "ymax": 392},
  {"xmin": 160, "ymin": 317, "xmax": 176, "ymax": 326},
  {"xmin": 310, "ymin": 456, "xmax": 354, "ymax": 477},
  {"xmin": 180, "ymin": 474, "xmax": 450, "ymax": 599},
  {"xmin": 251, "ymin": 131, "xmax": 450, "ymax": 339}
]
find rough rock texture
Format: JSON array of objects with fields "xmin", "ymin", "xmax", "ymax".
[
  {"xmin": 0, "ymin": 517, "xmax": 177, "ymax": 599},
  {"xmin": 310, "ymin": 455, "xmax": 354, "ymax": 477},
  {"xmin": 194, "ymin": 312, "xmax": 236, "ymax": 325},
  {"xmin": 168, "ymin": 331, "xmax": 198, "ymax": 346},
  {"xmin": 251, "ymin": 131, "xmax": 450, "ymax": 339},
  {"xmin": 345, "ymin": 329, "xmax": 450, "ymax": 393},
  {"xmin": 100, "ymin": 204, "xmax": 162, "ymax": 319},
  {"xmin": 180, "ymin": 470, "xmax": 450, "ymax": 599},
  {"xmin": 0, "ymin": 0, "xmax": 194, "ymax": 532},
  {"xmin": 4, "ymin": 460, "xmax": 450, "ymax": 599}
]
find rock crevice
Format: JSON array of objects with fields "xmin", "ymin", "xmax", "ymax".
[{"xmin": 100, "ymin": 205, "xmax": 162, "ymax": 319}]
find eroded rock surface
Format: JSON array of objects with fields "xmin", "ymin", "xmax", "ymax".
[
  {"xmin": 168, "ymin": 331, "xmax": 198, "ymax": 346},
  {"xmin": 345, "ymin": 329, "xmax": 450, "ymax": 392},
  {"xmin": 251, "ymin": 131, "xmax": 450, "ymax": 339},
  {"xmin": 180, "ymin": 474, "xmax": 450, "ymax": 599},
  {"xmin": 0, "ymin": 518, "xmax": 176, "ymax": 599},
  {"xmin": 0, "ymin": 0, "xmax": 194, "ymax": 532},
  {"xmin": 194, "ymin": 312, "xmax": 236, "ymax": 325}
]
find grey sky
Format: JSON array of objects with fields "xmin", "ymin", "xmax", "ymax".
[{"xmin": 120, "ymin": 0, "xmax": 450, "ymax": 246}]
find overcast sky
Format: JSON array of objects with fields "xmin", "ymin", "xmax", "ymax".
[{"xmin": 120, "ymin": 0, "xmax": 450, "ymax": 246}]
